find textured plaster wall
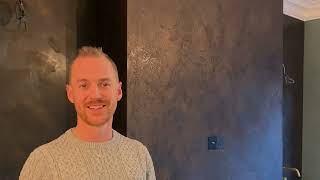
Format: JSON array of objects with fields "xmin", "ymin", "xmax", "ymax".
[
  {"xmin": 0, "ymin": 0, "xmax": 77, "ymax": 178},
  {"xmin": 127, "ymin": 0, "xmax": 283, "ymax": 179}
]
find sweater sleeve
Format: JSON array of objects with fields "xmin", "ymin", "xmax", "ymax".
[
  {"xmin": 143, "ymin": 146, "xmax": 156, "ymax": 180},
  {"xmin": 19, "ymin": 148, "xmax": 52, "ymax": 180}
]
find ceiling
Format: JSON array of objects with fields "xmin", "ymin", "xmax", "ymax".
[{"xmin": 284, "ymin": 0, "xmax": 320, "ymax": 21}]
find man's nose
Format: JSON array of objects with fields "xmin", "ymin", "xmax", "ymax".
[{"xmin": 89, "ymin": 85, "xmax": 102, "ymax": 98}]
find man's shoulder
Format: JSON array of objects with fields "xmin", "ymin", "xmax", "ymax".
[
  {"xmin": 115, "ymin": 131, "xmax": 144, "ymax": 146},
  {"xmin": 30, "ymin": 129, "xmax": 70, "ymax": 155},
  {"xmin": 114, "ymin": 130, "xmax": 150, "ymax": 155},
  {"xmin": 114, "ymin": 131, "xmax": 155, "ymax": 176}
]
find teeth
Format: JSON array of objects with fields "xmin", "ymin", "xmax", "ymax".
[{"xmin": 88, "ymin": 105, "xmax": 104, "ymax": 110}]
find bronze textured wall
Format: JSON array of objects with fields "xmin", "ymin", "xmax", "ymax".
[
  {"xmin": 127, "ymin": 0, "xmax": 283, "ymax": 179},
  {"xmin": 0, "ymin": 0, "xmax": 77, "ymax": 179}
]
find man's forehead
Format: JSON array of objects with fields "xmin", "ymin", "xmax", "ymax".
[
  {"xmin": 68, "ymin": 55, "xmax": 119, "ymax": 83},
  {"xmin": 71, "ymin": 56, "xmax": 114, "ymax": 76},
  {"xmin": 76, "ymin": 78, "xmax": 112, "ymax": 82}
]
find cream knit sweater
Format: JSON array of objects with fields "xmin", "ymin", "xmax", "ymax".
[{"xmin": 19, "ymin": 129, "xmax": 156, "ymax": 180}]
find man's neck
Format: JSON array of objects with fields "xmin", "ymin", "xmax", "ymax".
[{"xmin": 72, "ymin": 119, "xmax": 113, "ymax": 142}]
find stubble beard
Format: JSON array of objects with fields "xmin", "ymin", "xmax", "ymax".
[{"xmin": 76, "ymin": 100, "xmax": 115, "ymax": 127}]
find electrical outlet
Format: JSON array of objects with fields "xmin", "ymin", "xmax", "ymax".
[{"xmin": 208, "ymin": 136, "xmax": 224, "ymax": 150}]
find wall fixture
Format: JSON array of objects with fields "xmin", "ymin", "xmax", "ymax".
[{"xmin": 15, "ymin": 0, "xmax": 27, "ymax": 31}]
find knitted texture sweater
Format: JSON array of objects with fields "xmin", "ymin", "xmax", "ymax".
[{"xmin": 19, "ymin": 129, "xmax": 156, "ymax": 180}]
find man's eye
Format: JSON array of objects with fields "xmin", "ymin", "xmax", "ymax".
[
  {"xmin": 79, "ymin": 84, "xmax": 87, "ymax": 88},
  {"xmin": 102, "ymin": 83, "xmax": 110, "ymax": 87}
]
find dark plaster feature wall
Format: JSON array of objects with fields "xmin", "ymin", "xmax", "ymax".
[
  {"xmin": 283, "ymin": 15, "xmax": 304, "ymax": 180},
  {"xmin": 0, "ymin": 0, "xmax": 77, "ymax": 179},
  {"xmin": 76, "ymin": 0, "xmax": 98, "ymax": 47},
  {"xmin": 128, "ymin": 0, "xmax": 283, "ymax": 179}
]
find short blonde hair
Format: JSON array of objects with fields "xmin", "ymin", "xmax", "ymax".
[
  {"xmin": 68, "ymin": 46, "xmax": 119, "ymax": 83},
  {"xmin": 78, "ymin": 46, "xmax": 107, "ymax": 58}
]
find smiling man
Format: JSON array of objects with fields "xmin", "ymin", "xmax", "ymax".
[{"xmin": 20, "ymin": 47, "xmax": 156, "ymax": 180}]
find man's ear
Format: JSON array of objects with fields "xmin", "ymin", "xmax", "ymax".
[
  {"xmin": 117, "ymin": 82, "xmax": 123, "ymax": 101},
  {"xmin": 66, "ymin": 84, "xmax": 74, "ymax": 103}
]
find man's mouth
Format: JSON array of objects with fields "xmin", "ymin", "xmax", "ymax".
[{"xmin": 87, "ymin": 105, "xmax": 106, "ymax": 110}]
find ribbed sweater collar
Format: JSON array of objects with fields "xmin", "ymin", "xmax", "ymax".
[{"xmin": 63, "ymin": 128, "xmax": 122, "ymax": 149}]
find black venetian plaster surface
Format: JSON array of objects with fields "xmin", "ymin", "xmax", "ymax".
[
  {"xmin": 0, "ymin": 0, "xmax": 77, "ymax": 178},
  {"xmin": 127, "ymin": 0, "xmax": 283, "ymax": 179}
]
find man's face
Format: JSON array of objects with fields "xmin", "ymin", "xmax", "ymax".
[{"xmin": 66, "ymin": 56, "xmax": 122, "ymax": 127}]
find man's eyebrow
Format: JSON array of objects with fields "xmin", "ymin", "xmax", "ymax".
[
  {"xmin": 99, "ymin": 78, "xmax": 112, "ymax": 82},
  {"xmin": 76, "ymin": 79, "xmax": 89, "ymax": 83}
]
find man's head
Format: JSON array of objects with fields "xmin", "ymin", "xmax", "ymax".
[{"xmin": 66, "ymin": 46, "xmax": 122, "ymax": 127}]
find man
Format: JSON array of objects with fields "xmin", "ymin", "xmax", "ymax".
[{"xmin": 20, "ymin": 47, "xmax": 156, "ymax": 180}]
